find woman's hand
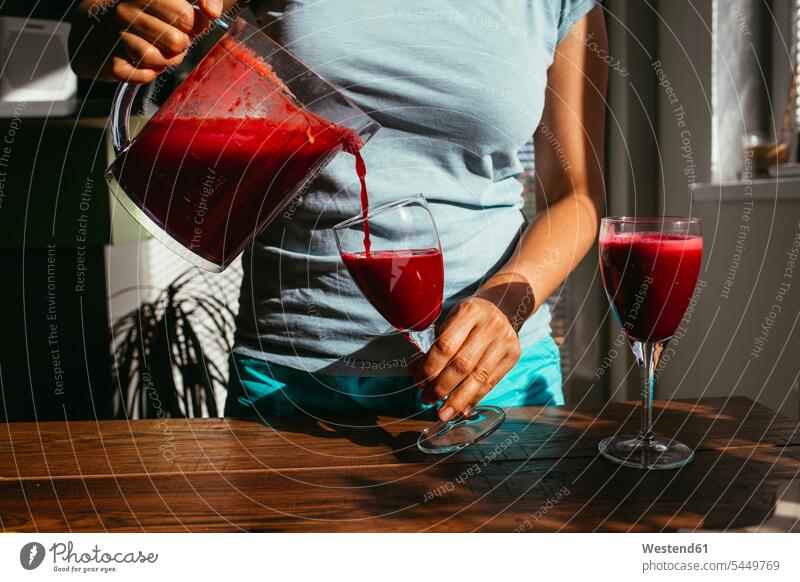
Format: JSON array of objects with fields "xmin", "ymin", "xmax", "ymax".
[
  {"xmin": 69, "ymin": 0, "xmax": 224, "ymax": 83},
  {"xmin": 412, "ymin": 274, "xmax": 534, "ymax": 422}
]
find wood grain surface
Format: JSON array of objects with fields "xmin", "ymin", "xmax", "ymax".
[{"xmin": 1, "ymin": 397, "xmax": 797, "ymax": 532}]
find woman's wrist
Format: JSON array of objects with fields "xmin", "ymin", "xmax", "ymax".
[{"xmin": 473, "ymin": 272, "xmax": 536, "ymax": 333}]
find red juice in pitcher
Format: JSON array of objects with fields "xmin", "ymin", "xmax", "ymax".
[{"xmin": 108, "ymin": 33, "xmax": 368, "ymax": 268}]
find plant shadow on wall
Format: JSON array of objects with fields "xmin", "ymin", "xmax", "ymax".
[{"xmin": 111, "ymin": 270, "xmax": 235, "ymax": 419}]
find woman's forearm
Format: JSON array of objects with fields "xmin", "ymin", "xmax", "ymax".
[
  {"xmin": 475, "ymin": 189, "xmax": 601, "ymax": 330},
  {"xmin": 478, "ymin": 6, "xmax": 607, "ymax": 331}
]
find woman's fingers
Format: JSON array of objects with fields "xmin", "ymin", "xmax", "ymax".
[
  {"xmin": 415, "ymin": 310, "xmax": 475, "ymax": 386},
  {"xmin": 437, "ymin": 345, "xmax": 509, "ymax": 421},
  {"xmin": 135, "ymin": 0, "xmax": 197, "ymax": 33},
  {"xmin": 70, "ymin": 0, "xmax": 211, "ymax": 82},
  {"xmin": 197, "ymin": 0, "xmax": 223, "ymax": 18},
  {"xmin": 120, "ymin": 31, "xmax": 184, "ymax": 69},
  {"xmin": 115, "ymin": 2, "xmax": 191, "ymax": 56},
  {"xmin": 421, "ymin": 326, "xmax": 487, "ymax": 404},
  {"xmin": 111, "ymin": 55, "xmax": 161, "ymax": 83}
]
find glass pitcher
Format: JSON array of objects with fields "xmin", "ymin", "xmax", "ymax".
[{"xmin": 106, "ymin": 14, "xmax": 380, "ymax": 272}]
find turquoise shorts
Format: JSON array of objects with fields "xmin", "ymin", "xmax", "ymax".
[{"xmin": 224, "ymin": 335, "xmax": 564, "ymax": 418}]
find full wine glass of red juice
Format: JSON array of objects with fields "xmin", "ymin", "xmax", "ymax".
[
  {"xmin": 333, "ymin": 194, "xmax": 506, "ymax": 454},
  {"xmin": 598, "ymin": 217, "xmax": 702, "ymax": 469}
]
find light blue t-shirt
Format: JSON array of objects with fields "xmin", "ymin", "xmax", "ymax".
[{"xmin": 234, "ymin": 0, "xmax": 600, "ymax": 375}]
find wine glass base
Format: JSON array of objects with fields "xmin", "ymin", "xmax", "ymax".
[
  {"xmin": 417, "ymin": 405, "xmax": 506, "ymax": 454},
  {"xmin": 598, "ymin": 435, "xmax": 694, "ymax": 470}
]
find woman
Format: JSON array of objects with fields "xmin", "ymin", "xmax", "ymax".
[{"xmin": 70, "ymin": 0, "xmax": 607, "ymax": 422}]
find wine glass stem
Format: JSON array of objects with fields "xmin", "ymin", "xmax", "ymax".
[
  {"xmin": 404, "ymin": 325, "xmax": 436, "ymax": 354},
  {"xmin": 632, "ymin": 340, "xmax": 665, "ymax": 445}
]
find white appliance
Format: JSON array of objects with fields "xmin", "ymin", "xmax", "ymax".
[{"xmin": 0, "ymin": 16, "xmax": 77, "ymax": 117}]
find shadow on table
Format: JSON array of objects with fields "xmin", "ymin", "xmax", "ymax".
[
  {"xmin": 240, "ymin": 410, "xmax": 435, "ymax": 464},
  {"xmin": 234, "ymin": 398, "xmax": 799, "ymax": 531}
]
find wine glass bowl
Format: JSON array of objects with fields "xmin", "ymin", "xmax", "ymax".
[
  {"xmin": 598, "ymin": 216, "xmax": 702, "ymax": 470},
  {"xmin": 333, "ymin": 194, "xmax": 444, "ymax": 348}
]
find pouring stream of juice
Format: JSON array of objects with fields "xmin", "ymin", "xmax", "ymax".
[{"xmin": 352, "ymin": 148, "xmax": 370, "ymax": 255}]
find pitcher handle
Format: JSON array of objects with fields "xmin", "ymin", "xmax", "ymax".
[
  {"xmin": 109, "ymin": 9, "xmax": 233, "ymax": 154},
  {"xmin": 109, "ymin": 81, "xmax": 139, "ymax": 154}
]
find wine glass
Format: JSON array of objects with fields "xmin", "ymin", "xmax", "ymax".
[
  {"xmin": 598, "ymin": 216, "xmax": 703, "ymax": 470},
  {"xmin": 333, "ymin": 194, "xmax": 506, "ymax": 454}
]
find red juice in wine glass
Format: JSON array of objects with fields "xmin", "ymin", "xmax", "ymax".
[
  {"xmin": 599, "ymin": 232, "xmax": 703, "ymax": 342},
  {"xmin": 340, "ymin": 248, "xmax": 443, "ymax": 331}
]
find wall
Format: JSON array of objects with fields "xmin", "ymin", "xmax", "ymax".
[{"xmin": 660, "ymin": 179, "xmax": 800, "ymax": 420}]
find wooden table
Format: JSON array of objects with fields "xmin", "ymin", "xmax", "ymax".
[{"xmin": 1, "ymin": 396, "xmax": 798, "ymax": 532}]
